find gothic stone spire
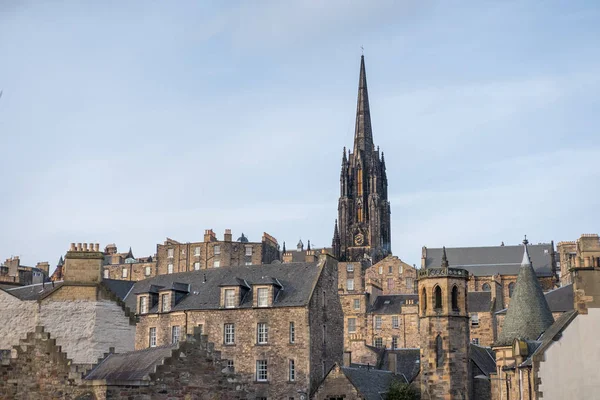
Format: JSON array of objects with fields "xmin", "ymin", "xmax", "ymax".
[{"xmin": 353, "ymin": 55, "xmax": 374, "ymax": 155}]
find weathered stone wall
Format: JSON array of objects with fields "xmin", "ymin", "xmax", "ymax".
[
  {"xmin": 366, "ymin": 256, "xmax": 417, "ymax": 295},
  {"xmin": 313, "ymin": 364, "xmax": 361, "ymax": 400},
  {"xmin": 470, "ymin": 311, "xmax": 495, "ymax": 347},
  {"xmin": 103, "ymin": 261, "xmax": 157, "ymax": 281},
  {"xmin": 0, "ymin": 291, "xmax": 38, "ymax": 351},
  {"xmin": 368, "ymin": 307, "xmax": 420, "ymax": 349}
]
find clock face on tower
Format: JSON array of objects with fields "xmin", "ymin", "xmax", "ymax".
[{"xmin": 355, "ymin": 233, "xmax": 364, "ymax": 246}]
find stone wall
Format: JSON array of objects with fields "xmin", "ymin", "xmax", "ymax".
[
  {"xmin": 0, "ymin": 291, "xmax": 38, "ymax": 351},
  {"xmin": 103, "ymin": 261, "xmax": 157, "ymax": 281},
  {"xmin": 366, "ymin": 256, "xmax": 417, "ymax": 295},
  {"xmin": 368, "ymin": 306, "xmax": 420, "ymax": 349},
  {"xmin": 470, "ymin": 311, "xmax": 495, "ymax": 347}
]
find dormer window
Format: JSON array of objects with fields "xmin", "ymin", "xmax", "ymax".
[
  {"xmin": 139, "ymin": 296, "xmax": 148, "ymax": 314},
  {"xmin": 225, "ymin": 289, "xmax": 236, "ymax": 308},
  {"xmin": 257, "ymin": 288, "xmax": 269, "ymax": 307},
  {"xmin": 162, "ymin": 293, "xmax": 171, "ymax": 312}
]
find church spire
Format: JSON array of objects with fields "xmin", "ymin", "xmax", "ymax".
[{"xmin": 353, "ymin": 55, "xmax": 374, "ymax": 155}]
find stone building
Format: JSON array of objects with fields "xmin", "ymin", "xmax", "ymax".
[
  {"xmin": 125, "ymin": 253, "xmax": 342, "ymax": 399},
  {"xmin": 101, "ymin": 243, "xmax": 157, "ymax": 281},
  {"xmin": 0, "ymin": 243, "xmax": 136, "ymax": 366},
  {"xmin": 313, "ymin": 363, "xmax": 402, "ymax": 400},
  {"xmin": 156, "ymin": 229, "xmax": 280, "ymax": 275},
  {"xmin": 0, "ymin": 256, "xmax": 49, "ymax": 287},
  {"xmin": 556, "ymin": 233, "xmax": 600, "ymax": 285},
  {"xmin": 333, "ymin": 55, "xmax": 391, "ymax": 264},
  {"xmin": 281, "ymin": 239, "xmax": 331, "ymax": 263}
]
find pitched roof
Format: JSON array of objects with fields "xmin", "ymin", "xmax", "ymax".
[
  {"xmin": 84, "ymin": 344, "xmax": 176, "ymax": 382},
  {"xmin": 468, "ymin": 291, "xmax": 492, "ymax": 312},
  {"xmin": 543, "ymin": 284, "xmax": 574, "ymax": 312},
  {"xmin": 124, "ymin": 261, "xmax": 325, "ymax": 312},
  {"xmin": 102, "ymin": 279, "xmax": 136, "ymax": 301},
  {"xmin": 469, "ymin": 344, "xmax": 496, "ymax": 376},
  {"xmin": 389, "ymin": 348, "xmax": 420, "ymax": 383},
  {"xmin": 495, "ymin": 245, "xmax": 555, "ymax": 346},
  {"xmin": 370, "ymin": 295, "xmax": 419, "ymax": 314},
  {"xmin": 341, "ymin": 366, "xmax": 397, "ymax": 400},
  {"xmin": 425, "ymin": 243, "xmax": 554, "ymax": 276},
  {"xmin": 2, "ymin": 281, "xmax": 64, "ymax": 300}
]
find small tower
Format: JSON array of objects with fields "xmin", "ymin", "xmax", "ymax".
[
  {"xmin": 418, "ymin": 249, "xmax": 470, "ymax": 399},
  {"xmin": 63, "ymin": 243, "xmax": 104, "ymax": 283}
]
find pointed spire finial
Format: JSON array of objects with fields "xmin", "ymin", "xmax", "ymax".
[
  {"xmin": 441, "ymin": 246, "xmax": 449, "ymax": 268},
  {"xmin": 307, "ymin": 240, "xmax": 311, "ymax": 251},
  {"xmin": 523, "ymin": 235, "xmax": 529, "ymax": 245},
  {"xmin": 282, "ymin": 241, "xmax": 286, "ymax": 253},
  {"xmin": 353, "ymin": 54, "xmax": 373, "ymax": 154},
  {"xmin": 521, "ymin": 240, "xmax": 531, "ymax": 266},
  {"xmin": 361, "ymin": 45, "xmax": 364, "ymax": 56}
]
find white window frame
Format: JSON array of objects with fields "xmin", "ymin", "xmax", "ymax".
[
  {"xmin": 224, "ymin": 289, "xmax": 236, "ymax": 308},
  {"xmin": 167, "ymin": 263, "xmax": 173, "ymax": 274},
  {"xmin": 149, "ymin": 327, "xmax": 156, "ymax": 347},
  {"xmin": 289, "ymin": 359, "xmax": 295, "ymax": 382},
  {"xmin": 167, "ymin": 248, "xmax": 174, "ymax": 258},
  {"xmin": 256, "ymin": 360, "xmax": 268, "ymax": 382},
  {"xmin": 346, "ymin": 263, "xmax": 354, "ymax": 272},
  {"xmin": 392, "ymin": 336, "xmax": 398, "ymax": 349},
  {"xmin": 122, "ymin": 268, "xmax": 128, "ymax": 278},
  {"xmin": 162, "ymin": 294, "xmax": 170, "ymax": 312},
  {"xmin": 213, "ymin": 260, "xmax": 220, "ymax": 268},
  {"xmin": 103, "ymin": 269, "xmax": 109, "ymax": 279},
  {"xmin": 348, "ymin": 318, "xmax": 356, "ymax": 333},
  {"xmin": 471, "ymin": 313, "xmax": 479, "ymax": 327},
  {"xmin": 379, "ymin": 266, "xmax": 383, "ymax": 274},
  {"xmin": 346, "ymin": 279, "xmax": 354, "ymax": 291},
  {"xmin": 227, "ymin": 359, "xmax": 234, "ymax": 372},
  {"xmin": 194, "ymin": 262, "xmax": 200, "ymax": 271},
  {"xmin": 245, "ymin": 245, "xmax": 253, "ymax": 256},
  {"xmin": 245, "ymin": 261, "xmax": 252, "ymax": 266},
  {"xmin": 375, "ymin": 316, "xmax": 382, "ymax": 330},
  {"xmin": 214, "ymin": 245, "xmax": 221, "ymax": 255},
  {"xmin": 171, "ymin": 325, "xmax": 180, "ymax": 344},
  {"xmin": 257, "ymin": 288, "xmax": 269, "ymax": 307},
  {"xmin": 399, "ymin": 265, "xmax": 403, "ymax": 274},
  {"xmin": 392, "ymin": 315, "xmax": 399, "ymax": 329},
  {"xmin": 139, "ymin": 296, "xmax": 148, "ymax": 314},
  {"xmin": 194, "ymin": 247, "xmax": 201, "ymax": 256},
  {"xmin": 374, "ymin": 337, "xmax": 383, "ymax": 348},
  {"xmin": 472, "ymin": 338, "xmax": 480, "ymax": 345},
  {"xmin": 145, "ymin": 266, "xmax": 151, "ymax": 276},
  {"xmin": 289, "ymin": 322, "xmax": 295, "ymax": 343},
  {"xmin": 353, "ymin": 299, "xmax": 360, "ymax": 310},
  {"xmin": 257, "ymin": 323, "xmax": 268, "ymax": 344},
  {"xmin": 224, "ymin": 323, "xmax": 235, "ymax": 345},
  {"xmin": 388, "ymin": 266, "xmax": 393, "ymax": 274}
]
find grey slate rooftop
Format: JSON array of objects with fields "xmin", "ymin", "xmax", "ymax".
[
  {"xmin": 425, "ymin": 243, "xmax": 554, "ymax": 276},
  {"xmin": 388, "ymin": 348, "xmax": 420, "ymax": 383},
  {"xmin": 124, "ymin": 261, "xmax": 324, "ymax": 312},
  {"xmin": 469, "ymin": 344, "xmax": 496, "ymax": 376},
  {"xmin": 543, "ymin": 284, "xmax": 574, "ymax": 312},
  {"xmin": 341, "ymin": 366, "xmax": 399, "ymax": 400},
  {"xmin": 103, "ymin": 279, "xmax": 135, "ymax": 301},
  {"xmin": 495, "ymin": 245, "xmax": 555, "ymax": 346},
  {"xmin": 2, "ymin": 281, "xmax": 64, "ymax": 300},
  {"xmin": 370, "ymin": 294, "xmax": 419, "ymax": 314},
  {"xmin": 467, "ymin": 291, "xmax": 493, "ymax": 312}
]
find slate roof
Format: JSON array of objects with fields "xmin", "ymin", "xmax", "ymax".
[
  {"xmin": 341, "ymin": 366, "xmax": 398, "ymax": 400},
  {"xmin": 84, "ymin": 344, "xmax": 177, "ymax": 382},
  {"xmin": 124, "ymin": 261, "xmax": 324, "ymax": 312},
  {"xmin": 468, "ymin": 291, "xmax": 492, "ymax": 313},
  {"xmin": 2, "ymin": 281, "xmax": 64, "ymax": 300},
  {"xmin": 425, "ymin": 243, "xmax": 555, "ymax": 276},
  {"xmin": 370, "ymin": 295, "xmax": 419, "ymax": 314},
  {"xmin": 102, "ymin": 279, "xmax": 135, "ymax": 301},
  {"xmin": 389, "ymin": 349, "xmax": 420, "ymax": 383},
  {"xmin": 469, "ymin": 344, "xmax": 496, "ymax": 376},
  {"xmin": 495, "ymin": 246, "xmax": 555, "ymax": 346},
  {"xmin": 544, "ymin": 284, "xmax": 574, "ymax": 312}
]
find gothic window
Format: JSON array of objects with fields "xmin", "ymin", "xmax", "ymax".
[
  {"xmin": 451, "ymin": 285, "xmax": 459, "ymax": 311},
  {"xmin": 509, "ymin": 282, "xmax": 516, "ymax": 298},
  {"xmin": 357, "ymin": 169, "xmax": 363, "ymax": 196},
  {"xmin": 421, "ymin": 287, "xmax": 427, "ymax": 315},
  {"xmin": 482, "ymin": 283, "xmax": 491, "ymax": 292},
  {"xmin": 434, "ymin": 286, "xmax": 442, "ymax": 310},
  {"xmin": 435, "ymin": 334, "xmax": 443, "ymax": 368}
]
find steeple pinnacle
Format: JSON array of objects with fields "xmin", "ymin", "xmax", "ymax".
[
  {"xmin": 353, "ymin": 55, "xmax": 373, "ymax": 155},
  {"xmin": 441, "ymin": 246, "xmax": 449, "ymax": 268}
]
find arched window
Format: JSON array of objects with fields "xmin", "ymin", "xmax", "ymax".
[
  {"xmin": 482, "ymin": 283, "xmax": 491, "ymax": 292},
  {"xmin": 434, "ymin": 286, "xmax": 442, "ymax": 310},
  {"xmin": 435, "ymin": 334, "xmax": 444, "ymax": 368},
  {"xmin": 451, "ymin": 285, "xmax": 459, "ymax": 311},
  {"xmin": 508, "ymin": 282, "xmax": 515, "ymax": 298},
  {"xmin": 421, "ymin": 287, "xmax": 427, "ymax": 315}
]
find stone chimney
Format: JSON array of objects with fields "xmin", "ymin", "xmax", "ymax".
[
  {"xmin": 35, "ymin": 262, "xmax": 50, "ymax": 276},
  {"xmin": 63, "ymin": 242, "xmax": 104, "ymax": 283},
  {"xmin": 224, "ymin": 229, "xmax": 232, "ymax": 242},
  {"xmin": 305, "ymin": 250, "xmax": 318, "ymax": 263},
  {"xmin": 204, "ymin": 229, "xmax": 217, "ymax": 243}
]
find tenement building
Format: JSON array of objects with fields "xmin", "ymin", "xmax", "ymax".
[
  {"xmin": 102, "ymin": 243, "xmax": 157, "ymax": 281},
  {"xmin": 556, "ymin": 233, "xmax": 600, "ymax": 285},
  {"xmin": 0, "ymin": 256, "xmax": 49, "ymax": 287},
  {"xmin": 126, "ymin": 253, "xmax": 343, "ymax": 399}
]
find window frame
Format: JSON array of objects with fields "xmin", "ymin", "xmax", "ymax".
[
  {"xmin": 167, "ymin": 263, "xmax": 173, "ymax": 274},
  {"xmin": 353, "ymin": 298, "xmax": 360, "ymax": 310},
  {"xmin": 374, "ymin": 337, "xmax": 383, "ymax": 348},
  {"xmin": 289, "ymin": 321, "xmax": 295, "ymax": 344},
  {"xmin": 122, "ymin": 268, "xmax": 128, "ymax": 278},
  {"xmin": 392, "ymin": 315, "xmax": 399, "ymax": 329},
  {"xmin": 224, "ymin": 323, "xmax": 235, "ymax": 345},
  {"xmin": 348, "ymin": 317, "xmax": 357, "ymax": 333},
  {"xmin": 257, "ymin": 322, "xmax": 268, "ymax": 344},
  {"xmin": 161, "ymin": 293, "xmax": 171, "ymax": 312},
  {"xmin": 194, "ymin": 262, "xmax": 200, "ymax": 271},
  {"xmin": 257, "ymin": 287, "xmax": 269, "ymax": 307},
  {"xmin": 346, "ymin": 263, "xmax": 354, "ymax": 272},
  {"xmin": 256, "ymin": 360, "xmax": 268, "ymax": 382},
  {"xmin": 213, "ymin": 260, "xmax": 220, "ymax": 268},
  {"xmin": 289, "ymin": 359, "xmax": 296, "ymax": 382},
  {"xmin": 149, "ymin": 327, "xmax": 157, "ymax": 348},
  {"xmin": 375, "ymin": 315, "xmax": 382, "ymax": 330},
  {"xmin": 346, "ymin": 278, "xmax": 354, "ymax": 291},
  {"xmin": 139, "ymin": 296, "xmax": 148, "ymax": 314},
  {"xmin": 213, "ymin": 245, "xmax": 221, "ymax": 255},
  {"xmin": 167, "ymin": 248, "xmax": 174, "ymax": 258},
  {"xmin": 224, "ymin": 289, "xmax": 236, "ymax": 308},
  {"xmin": 171, "ymin": 325, "xmax": 180, "ymax": 344}
]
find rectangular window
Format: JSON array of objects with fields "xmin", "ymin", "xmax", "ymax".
[
  {"xmin": 375, "ymin": 316, "xmax": 382, "ymax": 330},
  {"xmin": 406, "ymin": 278, "xmax": 413, "ymax": 291},
  {"xmin": 194, "ymin": 247, "xmax": 201, "ymax": 256},
  {"xmin": 224, "ymin": 323, "xmax": 235, "ymax": 345},
  {"xmin": 245, "ymin": 246, "xmax": 253, "ymax": 256},
  {"xmin": 257, "ymin": 323, "xmax": 268, "ymax": 344},
  {"xmin": 171, "ymin": 325, "xmax": 180, "ymax": 344},
  {"xmin": 347, "ymin": 279, "xmax": 354, "ymax": 291},
  {"xmin": 194, "ymin": 262, "xmax": 200, "ymax": 270},
  {"xmin": 388, "ymin": 266, "xmax": 393, "ymax": 274},
  {"xmin": 472, "ymin": 338, "xmax": 480, "ymax": 345},
  {"xmin": 245, "ymin": 261, "xmax": 252, "ymax": 266},
  {"xmin": 289, "ymin": 322, "xmax": 295, "ymax": 343},
  {"xmin": 122, "ymin": 268, "xmax": 128, "ymax": 278},
  {"xmin": 471, "ymin": 314, "xmax": 479, "ymax": 327},
  {"xmin": 227, "ymin": 359, "xmax": 234, "ymax": 372},
  {"xmin": 392, "ymin": 336, "xmax": 398, "ymax": 349},
  {"xmin": 353, "ymin": 299, "xmax": 360, "ymax": 310},
  {"xmin": 256, "ymin": 360, "xmax": 268, "ymax": 382},
  {"xmin": 392, "ymin": 315, "xmax": 399, "ymax": 329},
  {"xmin": 257, "ymin": 288, "xmax": 269, "ymax": 307},
  {"xmin": 399, "ymin": 265, "xmax": 403, "ymax": 274},
  {"xmin": 145, "ymin": 266, "xmax": 151, "ymax": 276},
  {"xmin": 323, "ymin": 325, "xmax": 326, "ymax": 345},
  {"xmin": 348, "ymin": 318, "xmax": 356, "ymax": 333},
  {"xmin": 197, "ymin": 324, "xmax": 204, "ymax": 335},
  {"xmin": 167, "ymin": 248, "xmax": 174, "ymax": 258},
  {"xmin": 103, "ymin": 269, "xmax": 109, "ymax": 279},
  {"xmin": 346, "ymin": 263, "xmax": 354, "ymax": 272},
  {"xmin": 379, "ymin": 266, "xmax": 383, "ymax": 274},
  {"xmin": 289, "ymin": 359, "xmax": 296, "ymax": 381},
  {"xmin": 387, "ymin": 278, "xmax": 394, "ymax": 290},
  {"xmin": 167, "ymin": 263, "xmax": 173, "ymax": 274},
  {"xmin": 213, "ymin": 260, "xmax": 220, "ymax": 268},
  {"xmin": 214, "ymin": 245, "xmax": 221, "ymax": 255},
  {"xmin": 149, "ymin": 327, "xmax": 156, "ymax": 347},
  {"xmin": 139, "ymin": 296, "xmax": 148, "ymax": 314},
  {"xmin": 162, "ymin": 294, "xmax": 170, "ymax": 312},
  {"xmin": 224, "ymin": 289, "xmax": 236, "ymax": 308},
  {"xmin": 374, "ymin": 337, "xmax": 383, "ymax": 348}
]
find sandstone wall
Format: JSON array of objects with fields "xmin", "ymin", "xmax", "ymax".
[{"xmin": 0, "ymin": 291, "xmax": 38, "ymax": 351}]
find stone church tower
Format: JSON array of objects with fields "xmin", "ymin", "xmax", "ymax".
[
  {"xmin": 333, "ymin": 55, "xmax": 391, "ymax": 263},
  {"xmin": 418, "ymin": 249, "xmax": 471, "ymax": 400}
]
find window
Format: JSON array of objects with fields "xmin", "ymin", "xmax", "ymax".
[
  {"xmin": 435, "ymin": 335, "xmax": 443, "ymax": 368},
  {"xmin": 227, "ymin": 359, "xmax": 234, "ymax": 372},
  {"xmin": 256, "ymin": 360, "xmax": 267, "ymax": 382},
  {"xmin": 322, "ymin": 291, "xmax": 326, "ymax": 308},
  {"xmin": 387, "ymin": 278, "xmax": 394, "ymax": 290},
  {"xmin": 224, "ymin": 289, "xmax": 236, "ymax": 308},
  {"xmin": 452, "ymin": 285, "xmax": 459, "ymax": 311},
  {"xmin": 374, "ymin": 337, "xmax": 383, "ymax": 348},
  {"xmin": 346, "ymin": 279, "xmax": 354, "ymax": 291},
  {"xmin": 289, "ymin": 322, "xmax": 295, "ymax": 343},
  {"xmin": 347, "ymin": 264, "xmax": 354, "ymax": 272},
  {"xmin": 149, "ymin": 327, "xmax": 156, "ymax": 347},
  {"xmin": 122, "ymin": 268, "xmax": 128, "ymax": 278},
  {"xmin": 103, "ymin": 269, "xmax": 109, "ymax": 279},
  {"xmin": 194, "ymin": 262, "xmax": 200, "ymax": 271},
  {"xmin": 171, "ymin": 325, "xmax": 180, "ymax": 344},
  {"xmin": 213, "ymin": 260, "xmax": 220, "ymax": 268},
  {"xmin": 379, "ymin": 266, "xmax": 383, "ymax": 274},
  {"xmin": 348, "ymin": 318, "xmax": 356, "ymax": 333},
  {"xmin": 353, "ymin": 299, "xmax": 360, "ymax": 310},
  {"xmin": 257, "ymin": 323, "xmax": 268, "ymax": 344},
  {"xmin": 245, "ymin": 261, "xmax": 252, "ymax": 266},
  {"xmin": 214, "ymin": 245, "xmax": 221, "ymax": 255},
  {"xmin": 375, "ymin": 316, "xmax": 382, "ymax": 330},
  {"xmin": 509, "ymin": 282, "xmax": 515, "ymax": 298},
  {"xmin": 406, "ymin": 278, "xmax": 413, "ymax": 291},
  {"xmin": 289, "ymin": 359, "xmax": 296, "ymax": 381},
  {"xmin": 194, "ymin": 247, "xmax": 201, "ymax": 256},
  {"xmin": 421, "ymin": 287, "xmax": 427, "ymax": 314},
  {"xmin": 323, "ymin": 325, "xmax": 326, "ymax": 345},
  {"xmin": 434, "ymin": 286, "xmax": 442, "ymax": 310},
  {"xmin": 224, "ymin": 323, "xmax": 235, "ymax": 345},
  {"xmin": 399, "ymin": 265, "xmax": 403, "ymax": 274},
  {"xmin": 392, "ymin": 315, "xmax": 399, "ymax": 329},
  {"xmin": 482, "ymin": 283, "xmax": 491, "ymax": 292},
  {"xmin": 392, "ymin": 336, "xmax": 398, "ymax": 349},
  {"xmin": 197, "ymin": 324, "xmax": 204, "ymax": 335},
  {"xmin": 139, "ymin": 296, "xmax": 148, "ymax": 314},
  {"xmin": 257, "ymin": 288, "xmax": 269, "ymax": 307},
  {"xmin": 245, "ymin": 246, "xmax": 253, "ymax": 256},
  {"xmin": 145, "ymin": 266, "xmax": 151, "ymax": 276},
  {"xmin": 472, "ymin": 338, "xmax": 480, "ymax": 345},
  {"xmin": 471, "ymin": 314, "xmax": 479, "ymax": 327},
  {"xmin": 161, "ymin": 294, "xmax": 170, "ymax": 312},
  {"xmin": 167, "ymin": 248, "xmax": 174, "ymax": 258},
  {"xmin": 167, "ymin": 263, "xmax": 173, "ymax": 274},
  {"xmin": 181, "ymin": 248, "xmax": 185, "ymax": 255},
  {"xmin": 388, "ymin": 266, "xmax": 393, "ymax": 274}
]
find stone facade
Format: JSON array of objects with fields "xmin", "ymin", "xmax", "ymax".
[
  {"xmin": 557, "ymin": 233, "xmax": 600, "ymax": 285},
  {"xmin": 366, "ymin": 256, "xmax": 417, "ymax": 295},
  {"xmin": 0, "ymin": 256, "xmax": 49, "ymax": 287},
  {"xmin": 313, "ymin": 364, "xmax": 362, "ymax": 400}
]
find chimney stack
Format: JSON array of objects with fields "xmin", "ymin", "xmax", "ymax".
[{"xmin": 224, "ymin": 229, "xmax": 232, "ymax": 242}]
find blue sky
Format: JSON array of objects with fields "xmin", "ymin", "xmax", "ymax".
[{"xmin": 1, "ymin": 1, "xmax": 599, "ymax": 272}]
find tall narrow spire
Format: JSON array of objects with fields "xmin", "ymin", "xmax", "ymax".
[
  {"xmin": 441, "ymin": 246, "xmax": 449, "ymax": 268},
  {"xmin": 353, "ymin": 55, "xmax": 373, "ymax": 154}
]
